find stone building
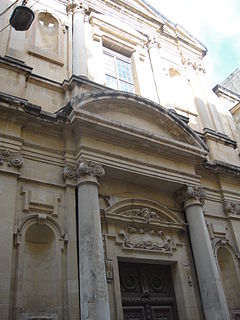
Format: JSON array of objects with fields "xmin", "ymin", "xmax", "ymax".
[{"xmin": 0, "ymin": 0, "xmax": 240, "ymax": 319}]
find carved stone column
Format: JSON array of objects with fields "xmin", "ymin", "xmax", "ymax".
[
  {"xmin": 77, "ymin": 159, "xmax": 110, "ymax": 320},
  {"xmin": 69, "ymin": 1, "xmax": 88, "ymax": 77},
  {"xmin": 0, "ymin": 149, "xmax": 23, "ymax": 319},
  {"xmin": 178, "ymin": 186, "xmax": 231, "ymax": 320},
  {"xmin": 147, "ymin": 37, "xmax": 161, "ymax": 104}
]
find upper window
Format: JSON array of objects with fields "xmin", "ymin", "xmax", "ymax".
[{"xmin": 103, "ymin": 48, "xmax": 134, "ymax": 93}]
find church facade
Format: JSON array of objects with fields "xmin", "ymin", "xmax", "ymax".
[{"xmin": 0, "ymin": 0, "xmax": 240, "ymax": 319}]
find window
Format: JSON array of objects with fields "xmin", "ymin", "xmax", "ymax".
[{"xmin": 103, "ymin": 48, "xmax": 134, "ymax": 93}]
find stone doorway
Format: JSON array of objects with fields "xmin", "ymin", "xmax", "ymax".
[{"xmin": 119, "ymin": 262, "xmax": 179, "ymax": 320}]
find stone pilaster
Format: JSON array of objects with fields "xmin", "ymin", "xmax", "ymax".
[
  {"xmin": 76, "ymin": 159, "xmax": 110, "ymax": 320},
  {"xmin": 147, "ymin": 37, "xmax": 161, "ymax": 104},
  {"xmin": 0, "ymin": 149, "xmax": 23, "ymax": 319},
  {"xmin": 68, "ymin": 1, "xmax": 88, "ymax": 77},
  {"xmin": 178, "ymin": 185, "xmax": 231, "ymax": 320}
]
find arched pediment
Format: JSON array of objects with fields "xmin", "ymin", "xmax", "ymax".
[
  {"xmin": 104, "ymin": 198, "xmax": 186, "ymax": 229},
  {"xmin": 71, "ymin": 91, "xmax": 208, "ymax": 154}
]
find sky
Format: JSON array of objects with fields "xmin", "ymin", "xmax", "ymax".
[{"xmin": 146, "ymin": 0, "xmax": 240, "ymax": 87}]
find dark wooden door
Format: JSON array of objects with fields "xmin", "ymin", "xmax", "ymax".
[{"xmin": 119, "ymin": 262, "xmax": 179, "ymax": 320}]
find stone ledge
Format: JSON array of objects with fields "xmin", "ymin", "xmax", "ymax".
[{"xmin": 203, "ymin": 160, "xmax": 240, "ymax": 176}]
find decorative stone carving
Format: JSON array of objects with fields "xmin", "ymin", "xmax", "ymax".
[
  {"xmin": 66, "ymin": 0, "xmax": 89, "ymax": 14},
  {"xmin": 20, "ymin": 186, "xmax": 61, "ymax": 217},
  {"xmin": 224, "ymin": 201, "xmax": 240, "ymax": 216},
  {"xmin": 177, "ymin": 185, "xmax": 206, "ymax": 206},
  {"xmin": 118, "ymin": 226, "xmax": 173, "ymax": 253},
  {"xmin": 78, "ymin": 158, "xmax": 105, "ymax": 177},
  {"xmin": 182, "ymin": 57, "xmax": 206, "ymax": 73},
  {"xmin": 0, "ymin": 149, "xmax": 23, "ymax": 168},
  {"xmin": 147, "ymin": 37, "xmax": 161, "ymax": 49},
  {"xmin": 63, "ymin": 165, "xmax": 78, "ymax": 180},
  {"xmin": 118, "ymin": 207, "xmax": 158, "ymax": 222},
  {"xmin": 63, "ymin": 159, "xmax": 105, "ymax": 181},
  {"xmin": 104, "ymin": 199, "xmax": 186, "ymax": 231}
]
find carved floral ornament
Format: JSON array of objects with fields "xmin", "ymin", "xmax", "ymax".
[
  {"xmin": 177, "ymin": 185, "xmax": 206, "ymax": 207},
  {"xmin": 63, "ymin": 158, "xmax": 105, "ymax": 181},
  {"xmin": 0, "ymin": 149, "xmax": 23, "ymax": 168}
]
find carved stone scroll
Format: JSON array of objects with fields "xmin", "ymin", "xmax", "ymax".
[
  {"xmin": 78, "ymin": 158, "xmax": 105, "ymax": 177},
  {"xmin": 0, "ymin": 149, "xmax": 23, "ymax": 168},
  {"xmin": 177, "ymin": 185, "xmax": 206, "ymax": 207},
  {"xmin": 63, "ymin": 159, "xmax": 105, "ymax": 182},
  {"xmin": 118, "ymin": 226, "xmax": 173, "ymax": 253}
]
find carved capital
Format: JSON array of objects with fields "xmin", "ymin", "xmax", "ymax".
[
  {"xmin": 147, "ymin": 37, "xmax": 160, "ymax": 49},
  {"xmin": 224, "ymin": 201, "xmax": 240, "ymax": 216},
  {"xmin": 0, "ymin": 149, "xmax": 23, "ymax": 168},
  {"xmin": 177, "ymin": 185, "xmax": 206, "ymax": 208},
  {"xmin": 78, "ymin": 158, "xmax": 105, "ymax": 178},
  {"xmin": 63, "ymin": 165, "xmax": 78, "ymax": 181},
  {"xmin": 67, "ymin": 1, "xmax": 89, "ymax": 14}
]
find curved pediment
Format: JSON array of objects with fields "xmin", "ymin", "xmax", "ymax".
[
  {"xmin": 71, "ymin": 91, "xmax": 208, "ymax": 154},
  {"xmin": 104, "ymin": 198, "xmax": 186, "ymax": 229}
]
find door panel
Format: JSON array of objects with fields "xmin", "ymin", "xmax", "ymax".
[
  {"xmin": 123, "ymin": 306, "xmax": 146, "ymax": 320},
  {"xmin": 119, "ymin": 262, "xmax": 179, "ymax": 320}
]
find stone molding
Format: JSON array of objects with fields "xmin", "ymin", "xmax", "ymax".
[
  {"xmin": 0, "ymin": 149, "xmax": 23, "ymax": 168},
  {"xmin": 177, "ymin": 185, "xmax": 206, "ymax": 207},
  {"xmin": 224, "ymin": 201, "xmax": 240, "ymax": 217}
]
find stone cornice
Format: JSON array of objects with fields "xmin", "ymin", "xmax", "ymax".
[
  {"xmin": 203, "ymin": 128, "xmax": 237, "ymax": 149},
  {"xmin": 177, "ymin": 185, "xmax": 206, "ymax": 208},
  {"xmin": 213, "ymin": 84, "xmax": 240, "ymax": 103},
  {"xmin": 202, "ymin": 160, "xmax": 240, "ymax": 177},
  {"xmin": 0, "ymin": 92, "xmax": 67, "ymax": 124}
]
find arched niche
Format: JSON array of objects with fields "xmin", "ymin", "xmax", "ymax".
[
  {"xmin": 15, "ymin": 214, "xmax": 66, "ymax": 319},
  {"xmin": 28, "ymin": 10, "xmax": 64, "ymax": 65},
  {"xmin": 216, "ymin": 244, "xmax": 240, "ymax": 313}
]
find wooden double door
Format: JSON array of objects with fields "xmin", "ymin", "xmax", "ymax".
[{"xmin": 119, "ymin": 262, "xmax": 179, "ymax": 320}]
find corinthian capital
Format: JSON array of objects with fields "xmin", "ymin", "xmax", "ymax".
[
  {"xmin": 224, "ymin": 201, "xmax": 240, "ymax": 216},
  {"xmin": 78, "ymin": 158, "xmax": 105, "ymax": 178},
  {"xmin": 177, "ymin": 185, "xmax": 206, "ymax": 207},
  {"xmin": 147, "ymin": 37, "xmax": 161, "ymax": 49}
]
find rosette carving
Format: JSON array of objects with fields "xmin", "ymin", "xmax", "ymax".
[
  {"xmin": 177, "ymin": 185, "xmax": 206, "ymax": 206},
  {"xmin": 78, "ymin": 159, "xmax": 105, "ymax": 178},
  {"xmin": 0, "ymin": 149, "xmax": 23, "ymax": 168},
  {"xmin": 9, "ymin": 154, "xmax": 24, "ymax": 168}
]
